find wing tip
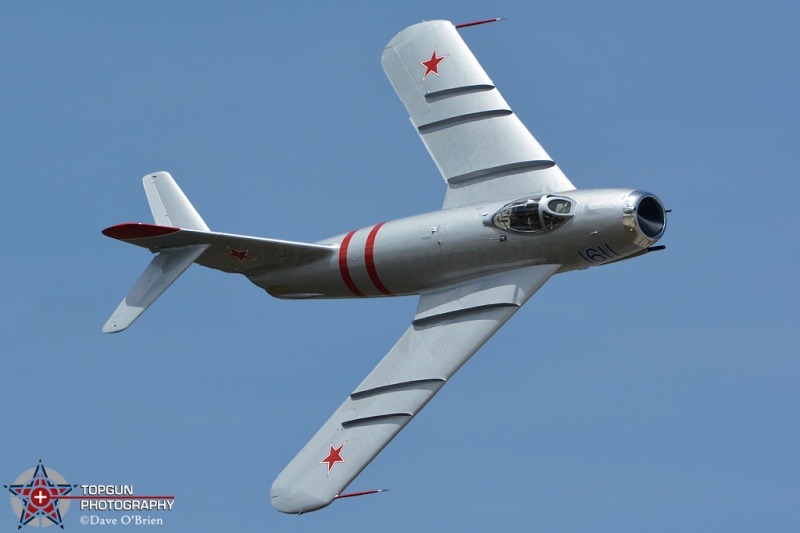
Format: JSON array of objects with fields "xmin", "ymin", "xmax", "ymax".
[
  {"xmin": 102, "ymin": 304, "xmax": 140, "ymax": 334},
  {"xmin": 270, "ymin": 492, "xmax": 333, "ymax": 515}
]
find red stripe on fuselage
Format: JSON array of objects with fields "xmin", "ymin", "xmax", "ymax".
[
  {"xmin": 365, "ymin": 223, "xmax": 394, "ymax": 296},
  {"xmin": 339, "ymin": 230, "xmax": 366, "ymax": 297}
]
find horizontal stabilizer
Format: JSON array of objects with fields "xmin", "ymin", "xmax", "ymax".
[
  {"xmin": 102, "ymin": 170, "xmax": 337, "ymax": 333},
  {"xmin": 102, "ymin": 223, "xmax": 335, "ymax": 274},
  {"xmin": 102, "ymin": 245, "xmax": 208, "ymax": 333}
]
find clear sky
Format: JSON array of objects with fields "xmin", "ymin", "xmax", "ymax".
[{"xmin": 2, "ymin": 1, "xmax": 798, "ymax": 531}]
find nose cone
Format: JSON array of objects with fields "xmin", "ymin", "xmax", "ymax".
[{"xmin": 623, "ymin": 191, "xmax": 666, "ymax": 247}]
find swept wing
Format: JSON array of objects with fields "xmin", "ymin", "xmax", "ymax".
[
  {"xmin": 382, "ymin": 20, "xmax": 575, "ymax": 208},
  {"xmin": 271, "ymin": 264, "xmax": 559, "ymax": 513},
  {"xmin": 271, "ymin": 20, "xmax": 575, "ymax": 513}
]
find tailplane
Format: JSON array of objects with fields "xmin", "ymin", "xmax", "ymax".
[
  {"xmin": 102, "ymin": 172, "xmax": 336, "ymax": 333},
  {"xmin": 102, "ymin": 172, "xmax": 209, "ymax": 333},
  {"xmin": 102, "ymin": 244, "xmax": 208, "ymax": 333}
]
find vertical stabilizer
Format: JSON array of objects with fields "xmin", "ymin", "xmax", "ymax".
[
  {"xmin": 143, "ymin": 172, "xmax": 209, "ymax": 230},
  {"xmin": 102, "ymin": 172, "xmax": 210, "ymax": 333}
]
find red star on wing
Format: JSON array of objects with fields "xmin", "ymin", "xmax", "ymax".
[
  {"xmin": 320, "ymin": 442, "xmax": 347, "ymax": 475},
  {"xmin": 420, "ymin": 47, "xmax": 448, "ymax": 80},
  {"xmin": 224, "ymin": 246, "xmax": 255, "ymax": 263}
]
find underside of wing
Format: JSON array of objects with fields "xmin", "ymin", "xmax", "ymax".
[
  {"xmin": 270, "ymin": 264, "xmax": 559, "ymax": 513},
  {"xmin": 382, "ymin": 20, "xmax": 575, "ymax": 209}
]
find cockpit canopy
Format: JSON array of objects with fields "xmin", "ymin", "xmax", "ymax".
[{"xmin": 488, "ymin": 195, "xmax": 574, "ymax": 234}]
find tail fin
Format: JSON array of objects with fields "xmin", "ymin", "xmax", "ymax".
[
  {"xmin": 143, "ymin": 171, "xmax": 209, "ymax": 230},
  {"xmin": 102, "ymin": 172, "xmax": 209, "ymax": 333}
]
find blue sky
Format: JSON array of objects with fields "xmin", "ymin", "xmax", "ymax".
[{"xmin": 2, "ymin": 1, "xmax": 798, "ymax": 531}]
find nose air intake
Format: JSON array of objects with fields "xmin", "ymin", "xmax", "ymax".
[
  {"xmin": 623, "ymin": 191, "xmax": 666, "ymax": 247},
  {"xmin": 636, "ymin": 195, "xmax": 666, "ymax": 239}
]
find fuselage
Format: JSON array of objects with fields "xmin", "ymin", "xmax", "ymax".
[{"xmin": 250, "ymin": 188, "xmax": 666, "ymax": 299}]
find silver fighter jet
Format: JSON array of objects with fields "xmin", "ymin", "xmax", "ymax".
[{"xmin": 102, "ymin": 20, "xmax": 667, "ymax": 514}]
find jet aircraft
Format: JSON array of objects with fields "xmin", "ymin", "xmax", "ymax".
[{"xmin": 102, "ymin": 20, "xmax": 667, "ymax": 514}]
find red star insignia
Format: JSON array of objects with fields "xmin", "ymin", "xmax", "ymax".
[
  {"xmin": 420, "ymin": 47, "xmax": 448, "ymax": 80},
  {"xmin": 224, "ymin": 246, "xmax": 255, "ymax": 263},
  {"xmin": 320, "ymin": 442, "xmax": 347, "ymax": 475}
]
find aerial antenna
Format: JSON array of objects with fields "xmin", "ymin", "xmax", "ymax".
[
  {"xmin": 455, "ymin": 18, "xmax": 504, "ymax": 29},
  {"xmin": 335, "ymin": 489, "xmax": 389, "ymax": 500}
]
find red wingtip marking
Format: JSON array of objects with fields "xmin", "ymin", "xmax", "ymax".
[{"xmin": 102, "ymin": 223, "xmax": 181, "ymax": 240}]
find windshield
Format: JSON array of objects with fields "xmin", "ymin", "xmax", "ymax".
[
  {"xmin": 491, "ymin": 200, "xmax": 542, "ymax": 232},
  {"xmin": 489, "ymin": 195, "xmax": 574, "ymax": 234}
]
